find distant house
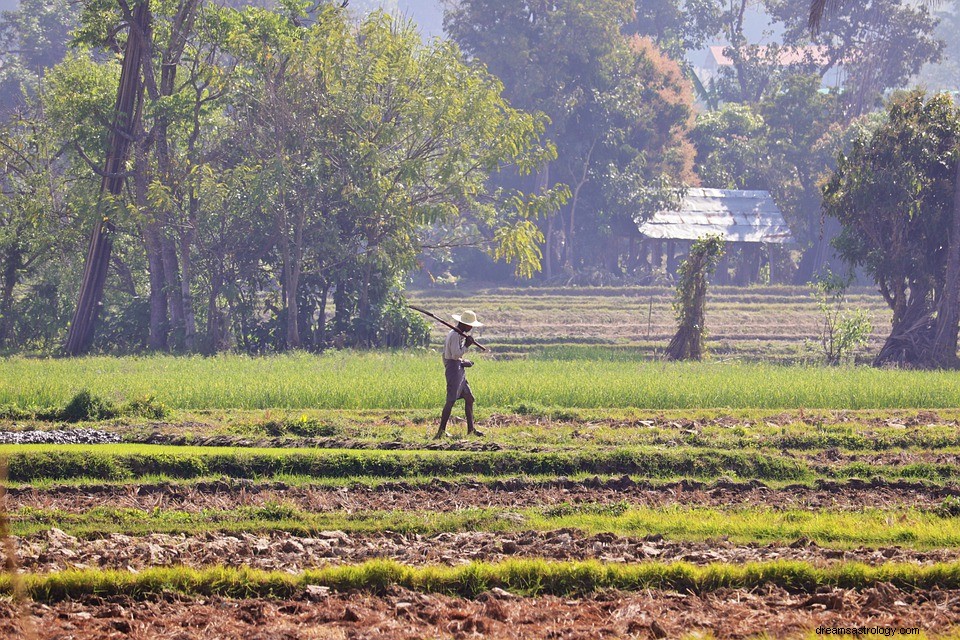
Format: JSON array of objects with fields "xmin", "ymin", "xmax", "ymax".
[
  {"xmin": 637, "ymin": 188, "xmax": 793, "ymax": 284},
  {"xmin": 696, "ymin": 45, "xmax": 844, "ymax": 90}
]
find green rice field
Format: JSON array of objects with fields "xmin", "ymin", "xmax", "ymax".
[{"xmin": 2, "ymin": 286, "xmax": 959, "ymax": 637}]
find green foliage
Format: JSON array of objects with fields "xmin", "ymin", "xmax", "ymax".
[
  {"xmin": 808, "ymin": 271, "xmax": 872, "ymax": 365},
  {"xmin": 60, "ymin": 390, "xmax": 117, "ymax": 422},
  {"xmin": 445, "ymin": 0, "xmax": 697, "ymax": 277},
  {"xmin": 120, "ymin": 395, "xmax": 170, "ymax": 420},
  {"xmin": 542, "ymin": 501, "xmax": 631, "ymax": 518},
  {"xmin": 256, "ymin": 415, "xmax": 342, "ymax": 438},
  {"xmin": 359, "ymin": 291, "xmax": 431, "ymax": 349},
  {"xmin": 824, "ymin": 91, "xmax": 960, "ymax": 365},
  {"xmin": 935, "ymin": 496, "xmax": 960, "ymax": 518},
  {"xmin": 666, "ymin": 235, "xmax": 724, "ymax": 360},
  {"xmin": 767, "ymin": 0, "xmax": 942, "ymax": 114},
  {"xmin": 692, "ymin": 104, "xmax": 769, "ymax": 190},
  {"xmin": 0, "ymin": 443, "xmax": 810, "ymax": 483},
  {"xmin": 10, "ymin": 560, "xmax": 960, "ymax": 602}
]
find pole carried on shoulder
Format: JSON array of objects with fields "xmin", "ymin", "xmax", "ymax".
[{"xmin": 408, "ymin": 305, "xmax": 488, "ymax": 352}]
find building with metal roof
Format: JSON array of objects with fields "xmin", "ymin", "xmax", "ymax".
[
  {"xmin": 637, "ymin": 188, "xmax": 793, "ymax": 284},
  {"xmin": 638, "ymin": 188, "xmax": 792, "ymax": 244}
]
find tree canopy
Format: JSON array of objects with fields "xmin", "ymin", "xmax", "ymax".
[{"xmin": 824, "ymin": 91, "xmax": 960, "ymax": 367}]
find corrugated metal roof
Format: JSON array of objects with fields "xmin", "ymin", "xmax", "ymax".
[{"xmin": 637, "ymin": 188, "xmax": 793, "ymax": 244}]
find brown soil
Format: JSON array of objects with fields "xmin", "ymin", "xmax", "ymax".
[
  {"xmin": 8, "ymin": 477, "xmax": 955, "ymax": 514},
  {"xmin": 8, "ymin": 527, "xmax": 958, "ymax": 574},
  {"xmin": 1, "ymin": 584, "xmax": 956, "ymax": 639}
]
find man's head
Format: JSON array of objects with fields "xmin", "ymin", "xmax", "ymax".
[{"xmin": 451, "ymin": 310, "xmax": 482, "ymax": 331}]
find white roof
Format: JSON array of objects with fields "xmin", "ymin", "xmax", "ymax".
[{"xmin": 638, "ymin": 188, "xmax": 793, "ymax": 244}]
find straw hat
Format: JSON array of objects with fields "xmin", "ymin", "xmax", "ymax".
[{"xmin": 452, "ymin": 310, "xmax": 483, "ymax": 327}]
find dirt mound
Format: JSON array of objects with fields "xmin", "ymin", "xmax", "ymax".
[
  {"xmin": 1, "ymin": 585, "xmax": 956, "ymax": 639},
  {"xmin": 9, "ymin": 528, "xmax": 957, "ymax": 574},
  {"xmin": 8, "ymin": 476, "xmax": 953, "ymax": 514}
]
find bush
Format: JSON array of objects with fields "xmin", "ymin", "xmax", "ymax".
[
  {"xmin": 372, "ymin": 292, "xmax": 431, "ymax": 348},
  {"xmin": 935, "ymin": 496, "xmax": 960, "ymax": 518},
  {"xmin": 809, "ymin": 271, "xmax": 872, "ymax": 365},
  {"xmin": 256, "ymin": 415, "xmax": 342, "ymax": 438},
  {"xmin": 60, "ymin": 390, "xmax": 118, "ymax": 422},
  {"xmin": 121, "ymin": 395, "xmax": 170, "ymax": 419}
]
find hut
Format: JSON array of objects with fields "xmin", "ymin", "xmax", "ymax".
[{"xmin": 637, "ymin": 188, "xmax": 793, "ymax": 284}]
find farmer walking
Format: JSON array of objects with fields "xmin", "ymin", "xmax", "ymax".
[{"xmin": 435, "ymin": 310, "xmax": 485, "ymax": 439}]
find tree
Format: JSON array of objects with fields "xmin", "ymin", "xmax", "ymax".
[
  {"xmin": 227, "ymin": 8, "xmax": 562, "ymax": 348},
  {"xmin": 691, "ymin": 103, "xmax": 770, "ymax": 190},
  {"xmin": 824, "ymin": 91, "xmax": 960, "ymax": 367},
  {"xmin": 692, "ymin": 77, "xmax": 846, "ymax": 281},
  {"xmin": 0, "ymin": 0, "xmax": 78, "ymax": 115},
  {"xmin": 812, "ymin": 0, "xmax": 960, "ymax": 368},
  {"xmin": 665, "ymin": 235, "xmax": 724, "ymax": 360},
  {"xmin": 445, "ymin": 0, "xmax": 696, "ymax": 279},
  {"xmin": 627, "ymin": 0, "xmax": 722, "ymax": 60},
  {"xmin": 770, "ymin": 0, "xmax": 942, "ymax": 116},
  {"xmin": 64, "ymin": 0, "xmax": 150, "ymax": 356}
]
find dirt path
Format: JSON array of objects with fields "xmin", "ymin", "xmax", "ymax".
[
  {"xmin": 1, "ymin": 584, "xmax": 956, "ymax": 639},
  {"xmin": 8, "ymin": 527, "xmax": 958, "ymax": 574},
  {"xmin": 7, "ymin": 477, "xmax": 954, "ymax": 514}
]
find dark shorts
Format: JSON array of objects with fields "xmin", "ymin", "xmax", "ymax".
[{"xmin": 444, "ymin": 359, "xmax": 474, "ymax": 404}]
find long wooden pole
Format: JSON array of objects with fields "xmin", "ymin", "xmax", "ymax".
[
  {"xmin": 408, "ymin": 305, "xmax": 488, "ymax": 352},
  {"xmin": 64, "ymin": 1, "xmax": 150, "ymax": 355}
]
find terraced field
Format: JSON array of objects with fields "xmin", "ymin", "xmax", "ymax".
[
  {"xmin": 411, "ymin": 284, "xmax": 892, "ymax": 361},
  {"xmin": 3, "ymin": 286, "xmax": 960, "ymax": 638}
]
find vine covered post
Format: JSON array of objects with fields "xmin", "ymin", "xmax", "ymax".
[{"xmin": 665, "ymin": 235, "xmax": 725, "ymax": 361}]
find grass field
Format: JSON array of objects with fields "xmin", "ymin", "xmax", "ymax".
[
  {"xmin": 4, "ymin": 285, "xmax": 960, "ymax": 638},
  {"xmin": 6, "ymin": 352, "xmax": 960, "ymax": 411}
]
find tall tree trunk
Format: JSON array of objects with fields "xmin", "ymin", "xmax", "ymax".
[
  {"xmin": 206, "ymin": 267, "xmax": 222, "ymax": 353},
  {"xmin": 545, "ymin": 214, "xmax": 555, "ymax": 279},
  {"xmin": 317, "ymin": 281, "xmax": 330, "ymax": 350},
  {"xmin": 564, "ymin": 140, "xmax": 596, "ymax": 271},
  {"xmin": 279, "ymin": 200, "xmax": 303, "ymax": 350},
  {"xmin": 932, "ymin": 159, "xmax": 960, "ymax": 368},
  {"xmin": 143, "ymin": 223, "xmax": 168, "ymax": 350},
  {"xmin": 161, "ymin": 234, "xmax": 184, "ymax": 348},
  {"xmin": 0, "ymin": 247, "xmax": 21, "ymax": 347},
  {"xmin": 357, "ymin": 258, "xmax": 374, "ymax": 346},
  {"xmin": 64, "ymin": 1, "xmax": 150, "ymax": 355},
  {"xmin": 179, "ymin": 192, "xmax": 199, "ymax": 352},
  {"xmin": 136, "ymin": 136, "xmax": 168, "ymax": 351}
]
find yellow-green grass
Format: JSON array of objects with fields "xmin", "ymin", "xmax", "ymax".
[
  {"xmin": 5, "ymin": 443, "xmax": 960, "ymax": 484},
  {"xmin": 5, "ymin": 353, "xmax": 960, "ymax": 410},
  {"xmin": 10, "ymin": 559, "xmax": 960, "ymax": 601},
  {"xmin": 0, "ymin": 443, "xmax": 810, "ymax": 482},
  {"xmin": 89, "ymin": 408, "xmax": 960, "ymax": 453},
  {"xmin": 12, "ymin": 504, "xmax": 960, "ymax": 549}
]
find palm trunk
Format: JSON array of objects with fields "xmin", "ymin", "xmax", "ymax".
[{"xmin": 64, "ymin": 1, "xmax": 150, "ymax": 355}]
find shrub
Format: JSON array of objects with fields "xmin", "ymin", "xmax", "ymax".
[
  {"xmin": 60, "ymin": 390, "xmax": 117, "ymax": 422},
  {"xmin": 121, "ymin": 395, "xmax": 170, "ymax": 419},
  {"xmin": 809, "ymin": 271, "xmax": 872, "ymax": 365},
  {"xmin": 935, "ymin": 496, "xmax": 960, "ymax": 518}
]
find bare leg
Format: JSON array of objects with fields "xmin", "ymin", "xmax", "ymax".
[
  {"xmin": 465, "ymin": 398, "xmax": 483, "ymax": 436},
  {"xmin": 435, "ymin": 400, "xmax": 455, "ymax": 439}
]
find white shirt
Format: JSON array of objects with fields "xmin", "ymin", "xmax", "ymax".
[{"xmin": 443, "ymin": 329, "xmax": 469, "ymax": 360}]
